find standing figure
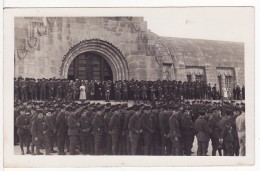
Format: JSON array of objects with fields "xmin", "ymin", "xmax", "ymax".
[
  {"xmin": 141, "ymin": 84, "xmax": 148, "ymax": 103},
  {"xmin": 104, "ymin": 81, "xmax": 111, "ymax": 102},
  {"xmin": 67, "ymin": 109, "xmax": 80, "ymax": 155},
  {"xmin": 31, "ymin": 111, "xmax": 50, "ymax": 155},
  {"xmin": 16, "ymin": 109, "xmax": 31, "ymax": 155},
  {"xmin": 79, "ymin": 83, "xmax": 86, "ymax": 100},
  {"xmin": 194, "ymin": 110, "xmax": 212, "ymax": 156}
]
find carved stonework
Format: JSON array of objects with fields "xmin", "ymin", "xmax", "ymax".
[
  {"xmin": 60, "ymin": 39, "xmax": 129, "ymax": 81},
  {"xmin": 155, "ymin": 56, "xmax": 164, "ymax": 65},
  {"xmin": 27, "ymin": 37, "xmax": 38, "ymax": 48},
  {"xmin": 17, "ymin": 49, "xmax": 27, "ymax": 60},
  {"xmin": 46, "ymin": 17, "xmax": 56, "ymax": 24},
  {"xmin": 37, "ymin": 25, "xmax": 47, "ymax": 36}
]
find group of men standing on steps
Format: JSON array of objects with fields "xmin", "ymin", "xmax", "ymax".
[{"xmin": 15, "ymin": 77, "xmax": 245, "ymax": 103}]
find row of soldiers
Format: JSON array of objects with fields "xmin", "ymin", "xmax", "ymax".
[
  {"xmin": 15, "ymin": 77, "xmax": 237, "ymax": 103},
  {"xmin": 15, "ymin": 99, "xmax": 245, "ymax": 156}
]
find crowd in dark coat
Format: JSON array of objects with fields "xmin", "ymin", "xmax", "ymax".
[
  {"xmin": 15, "ymin": 97, "xmax": 245, "ymax": 156},
  {"xmin": 14, "ymin": 77, "xmax": 245, "ymax": 102}
]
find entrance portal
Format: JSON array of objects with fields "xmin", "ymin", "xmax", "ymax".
[{"xmin": 68, "ymin": 52, "xmax": 113, "ymax": 81}]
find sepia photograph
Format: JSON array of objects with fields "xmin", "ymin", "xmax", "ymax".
[{"xmin": 3, "ymin": 7, "xmax": 255, "ymax": 167}]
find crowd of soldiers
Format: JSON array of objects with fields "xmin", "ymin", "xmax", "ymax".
[
  {"xmin": 15, "ymin": 98, "xmax": 246, "ymax": 156},
  {"xmin": 14, "ymin": 77, "xmax": 245, "ymax": 103}
]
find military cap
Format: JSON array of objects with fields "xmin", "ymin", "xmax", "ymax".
[
  {"xmin": 233, "ymin": 107, "xmax": 241, "ymax": 112},
  {"xmin": 199, "ymin": 110, "xmax": 206, "ymax": 115},
  {"xmin": 211, "ymin": 107, "xmax": 221, "ymax": 113},
  {"xmin": 225, "ymin": 109, "xmax": 233, "ymax": 116}
]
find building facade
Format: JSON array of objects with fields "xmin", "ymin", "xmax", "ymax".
[{"xmin": 14, "ymin": 17, "xmax": 244, "ymax": 93}]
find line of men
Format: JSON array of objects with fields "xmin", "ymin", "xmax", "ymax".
[
  {"xmin": 15, "ymin": 77, "xmax": 245, "ymax": 103},
  {"xmin": 15, "ymin": 99, "xmax": 245, "ymax": 156}
]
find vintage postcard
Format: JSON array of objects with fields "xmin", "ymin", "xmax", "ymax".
[{"xmin": 3, "ymin": 7, "xmax": 255, "ymax": 167}]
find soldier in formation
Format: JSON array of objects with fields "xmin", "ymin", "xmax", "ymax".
[
  {"xmin": 15, "ymin": 77, "xmax": 244, "ymax": 103},
  {"xmin": 14, "ymin": 98, "xmax": 245, "ymax": 156}
]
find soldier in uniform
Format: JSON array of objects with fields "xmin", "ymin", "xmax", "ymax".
[
  {"xmin": 16, "ymin": 109, "xmax": 31, "ymax": 155},
  {"xmin": 122, "ymin": 81, "xmax": 128, "ymax": 102},
  {"xmin": 109, "ymin": 108, "xmax": 121, "ymax": 155},
  {"xmin": 149, "ymin": 84, "xmax": 156, "ymax": 102},
  {"xmin": 104, "ymin": 81, "xmax": 111, "ymax": 102},
  {"xmin": 133, "ymin": 82, "xmax": 140, "ymax": 103},
  {"xmin": 55, "ymin": 106, "xmax": 68, "ymax": 155},
  {"xmin": 140, "ymin": 106, "xmax": 154, "ymax": 155},
  {"xmin": 31, "ymin": 111, "xmax": 50, "ymax": 155},
  {"xmin": 123, "ymin": 107, "xmax": 134, "ymax": 155},
  {"xmin": 219, "ymin": 109, "xmax": 234, "ymax": 156},
  {"xmin": 67, "ymin": 108, "xmax": 80, "ymax": 155},
  {"xmin": 103, "ymin": 108, "xmax": 112, "ymax": 155},
  {"xmin": 194, "ymin": 110, "xmax": 212, "ymax": 156},
  {"xmin": 92, "ymin": 108, "xmax": 104, "ymax": 155},
  {"xmin": 141, "ymin": 83, "xmax": 148, "ymax": 103},
  {"xmin": 45, "ymin": 111, "xmax": 57, "ymax": 153},
  {"xmin": 89, "ymin": 80, "xmax": 95, "ymax": 100},
  {"xmin": 180, "ymin": 107, "xmax": 196, "ymax": 156},
  {"xmin": 159, "ymin": 106, "xmax": 171, "ymax": 155},
  {"xmin": 47, "ymin": 78, "xmax": 55, "ymax": 100},
  {"xmin": 168, "ymin": 106, "xmax": 182, "ymax": 155},
  {"xmin": 14, "ymin": 78, "xmax": 19, "ymax": 102},
  {"xmin": 208, "ymin": 107, "xmax": 222, "ymax": 156},
  {"xmin": 128, "ymin": 109, "xmax": 142, "ymax": 155},
  {"xmin": 19, "ymin": 78, "xmax": 28, "ymax": 101},
  {"xmin": 55, "ymin": 79, "xmax": 63, "ymax": 99},
  {"xmin": 150, "ymin": 106, "xmax": 161, "ymax": 155},
  {"xmin": 114, "ymin": 81, "xmax": 122, "ymax": 102},
  {"xmin": 39, "ymin": 78, "xmax": 47, "ymax": 101},
  {"xmin": 79, "ymin": 110, "xmax": 93, "ymax": 155}
]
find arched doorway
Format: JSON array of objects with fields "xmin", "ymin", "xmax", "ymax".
[
  {"xmin": 68, "ymin": 52, "xmax": 113, "ymax": 81},
  {"xmin": 60, "ymin": 39, "xmax": 129, "ymax": 81}
]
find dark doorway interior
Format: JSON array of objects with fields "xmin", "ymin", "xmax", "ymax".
[{"xmin": 68, "ymin": 52, "xmax": 113, "ymax": 81}]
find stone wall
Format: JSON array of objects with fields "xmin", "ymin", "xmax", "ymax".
[{"xmin": 14, "ymin": 17, "xmax": 244, "ymax": 87}]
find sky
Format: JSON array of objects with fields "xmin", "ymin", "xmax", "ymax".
[{"xmin": 141, "ymin": 7, "xmax": 254, "ymax": 43}]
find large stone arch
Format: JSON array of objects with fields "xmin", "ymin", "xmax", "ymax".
[{"xmin": 60, "ymin": 39, "xmax": 129, "ymax": 81}]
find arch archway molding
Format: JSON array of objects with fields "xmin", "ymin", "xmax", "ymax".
[{"xmin": 60, "ymin": 39, "xmax": 129, "ymax": 81}]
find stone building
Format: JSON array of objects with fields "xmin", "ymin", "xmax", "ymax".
[{"xmin": 14, "ymin": 17, "xmax": 244, "ymax": 95}]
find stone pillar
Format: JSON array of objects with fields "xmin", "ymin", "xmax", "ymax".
[{"xmin": 221, "ymin": 74, "xmax": 225, "ymax": 97}]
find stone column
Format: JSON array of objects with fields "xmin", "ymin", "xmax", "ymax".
[{"xmin": 221, "ymin": 74, "xmax": 225, "ymax": 97}]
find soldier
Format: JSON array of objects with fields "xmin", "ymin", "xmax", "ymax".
[
  {"xmin": 149, "ymin": 84, "xmax": 156, "ymax": 102},
  {"xmin": 219, "ymin": 109, "xmax": 234, "ymax": 156},
  {"xmin": 122, "ymin": 81, "xmax": 128, "ymax": 102},
  {"xmin": 45, "ymin": 111, "xmax": 57, "ymax": 153},
  {"xmin": 19, "ymin": 78, "xmax": 28, "ymax": 101},
  {"xmin": 14, "ymin": 78, "xmax": 19, "ymax": 102},
  {"xmin": 150, "ymin": 106, "xmax": 161, "ymax": 155},
  {"xmin": 194, "ymin": 110, "xmax": 212, "ymax": 156},
  {"xmin": 114, "ymin": 81, "xmax": 122, "ymax": 102},
  {"xmin": 123, "ymin": 107, "xmax": 134, "ymax": 155},
  {"xmin": 133, "ymin": 82, "xmax": 140, "ymax": 103},
  {"xmin": 207, "ymin": 84, "xmax": 212, "ymax": 100},
  {"xmin": 141, "ymin": 83, "xmax": 148, "ymax": 103},
  {"xmin": 39, "ymin": 78, "xmax": 47, "ymax": 101},
  {"xmin": 31, "ymin": 111, "xmax": 50, "ymax": 155},
  {"xmin": 208, "ymin": 107, "xmax": 222, "ymax": 156},
  {"xmin": 159, "ymin": 106, "xmax": 171, "ymax": 155},
  {"xmin": 67, "ymin": 108, "xmax": 80, "ymax": 155},
  {"xmin": 180, "ymin": 107, "xmax": 196, "ymax": 156},
  {"xmin": 109, "ymin": 109, "xmax": 121, "ymax": 155},
  {"xmin": 241, "ymin": 85, "xmax": 245, "ymax": 100},
  {"xmin": 56, "ymin": 79, "xmax": 63, "ymax": 99},
  {"xmin": 104, "ymin": 81, "xmax": 111, "ymax": 102},
  {"xmin": 103, "ymin": 108, "xmax": 112, "ymax": 155},
  {"xmin": 79, "ymin": 110, "xmax": 93, "ymax": 155},
  {"xmin": 92, "ymin": 109, "xmax": 104, "ymax": 155},
  {"xmin": 89, "ymin": 81, "xmax": 95, "ymax": 100},
  {"xmin": 56, "ymin": 107, "xmax": 68, "ymax": 155},
  {"xmin": 168, "ymin": 106, "xmax": 182, "ymax": 156},
  {"xmin": 128, "ymin": 109, "xmax": 142, "ymax": 155},
  {"xmin": 46, "ymin": 78, "xmax": 54, "ymax": 99},
  {"xmin": 16, "ymin": 109, "xmax": 31, "ymax": 155},
  {"xmin": 140, "ymin": 106, "xmax": 154, "ymax": 155}
]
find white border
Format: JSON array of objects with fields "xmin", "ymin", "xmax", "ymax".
[{"xmin": 1, "ymin": 0, "xmax": 259, "ymax": 170}]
